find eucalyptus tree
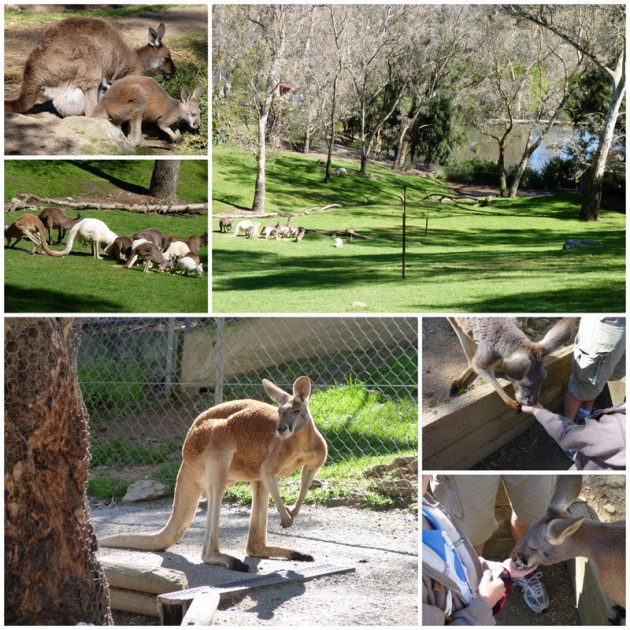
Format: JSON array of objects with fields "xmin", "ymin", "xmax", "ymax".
[
  {"xmin": 509, "ymin": 4, "xmax": 626, "ymax": 220},
  {"xmin": 463, "ymin": 7, "xmax": 581, "ymax": 197}
]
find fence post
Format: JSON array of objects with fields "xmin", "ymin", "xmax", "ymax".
[
  {"xmin": 165, "ymin": 318, "xmax": 176, "ymax": 398},
  {"xmin": 402, "ymin": 185, "xmax": 407, "ymax": 280},
  {"xmin": 214, "ymin": 318, "xmax": 225, "ymax": 405}
]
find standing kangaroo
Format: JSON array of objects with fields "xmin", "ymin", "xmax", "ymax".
[
  {"xmin": 511, "ymin": 475, "xmax": 625, "ymax": 608},
  {"xmin": 38, "ymin": 207, "xmax": 82, "ymax": 244},
  {"xmin": 6, "ymin": 18, "xmax": 175, "ymax": 116},
  {"xmin": 92, "ymin": 77, "xmax": 204, "ymax": 146},
  {"xmin": 44, "ymin": 218, "xmax": 118, "ymax": 259},
  {"xmin": 448, "ymin": 317, "xmax": 576, "ymax": 410},
  {"xmin": 99, "ymin": 377, "xmax": 328, "ymax": 572}
]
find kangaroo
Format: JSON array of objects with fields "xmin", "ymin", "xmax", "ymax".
[
  {"xmin": 219, "ymin": 217, "xmax": 232, "ymax": 233},
  {"xmin": 263, "ymin": 222, "xmax": 281, "ymax": 240},
  {"xmin": 295, "ymin": 227, "xmax": 306, "ymax": 242},
  {"xmin": 108, "ymin": 235, "xmax": 133, "ymax": 263},
  {"xmin": 448, "ymin": 317, "xmax": 576, "ymax": 411},
  {"xmin": 163, "ymin": 240, "xmax": 190, "ymax": 262},
  {"xmin": 6, "ymin": 18, "xmax": 175, "ymax": 116},
  {"xmin": 233, "ymin": 220, "xmax": 261, "ymax": 238},
  {"xmin": 44, "ymin": 218, "xmax": 118, "ymax": 259},
  {"xmin": 37, "ymin": 208, "xmax": 83, "ymax": 244},
  {"xmin": 99, "ymin": 377, "xmax": 328, "ymax": 572},
  {"xmin": 511, "ymin": 475, "xmax": 625, "ymax": 608},
  {"xmin": 92, "ymin": 77, "xmax": 204, "ymax": 146},
  {"xmin": 128, "ymin": 242, "xmax": 173, "ymax": 273},
  {"xmin": 175, "ymin": 255, "xmax": 203, "ymax": 277},
  {"xmin": 185, "ymin": 232, "xmax": 208, "ymax": 253},
  {"xmin": 5, "ymin": 214, "xmax": 59, "ymax": 255}
]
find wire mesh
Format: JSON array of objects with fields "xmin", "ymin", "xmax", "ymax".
[{"xmin": 75, "ymin": 317, "xmax": 418, "ymax": 507}]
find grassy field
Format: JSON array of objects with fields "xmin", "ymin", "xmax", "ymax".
[
  {"xmin": 5, "ymin": 160, "xmax": 208, "ymax": 313},
  {"xmin": 212, "ymin": 146, "xmax": 626, "ymax": 313}
]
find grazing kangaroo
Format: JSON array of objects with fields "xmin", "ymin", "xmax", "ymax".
[
  {"xmin": 44, "ymin": 218, "xmax": 118, "ymax": 259},
  {"xmin": 5, "ymin": 214, "xmax": 59, "ymax": 255},
  {"xmin": 129, "ymin": 242, "xmax": 173, "ymax": 273},
  {"xmin": 6, "ymin": 18, "xmax": 175, "ymax": 116},
  {"xmin": 92, "ymin": 77, "xmax": 204, "ymax": 146},
  {"xmin": 38, "ymin": 208, "xmax": 82, "ymax": 244},
  {"xmin": 163, "ymin": 240, "xmax": 190, "ymax": 261},
  {"xmin": 185, "ymin": 232, "xmax": 208, "ymax": 253},
  {"xmin": 132, "ymin": 228, "xmax": 165, "ymax": 249},
  {"xmin": 448, "ymin": 317, "xmax": 576, "ymax": 410},
  {"xmin": 233, "ymin": 220, "xmax": 261, "ymax": 238},
  {"xmin": 219, "ymin": 217, "xmax": 232, "ymax": 233},
  {"xmin": 109, "ymin": 235, "xmax": 133, "ymax": 263},
  {"xmin": 175, "ymin": 255, "xmax": 203, "ymax": 277},
  {"xmin": 99, "ymin": 377, "xmax": 327, "ymax": 572},
  {"xmin": 511, "ymin": 475, "xmax": 625, "ymax": 608}
]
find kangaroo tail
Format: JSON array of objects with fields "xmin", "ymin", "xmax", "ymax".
[
  {"xmin": 99, "ymin": 462, "xmax": 202, "ymax": 551},
  {"xmin": 42, "ymin": 220, "xmax": 83, "ymax": 257},
  {"xmin": 5, "ymin": 64, "xmax": 42, "ymax": 114}
]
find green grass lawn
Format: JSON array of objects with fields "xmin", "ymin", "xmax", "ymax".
[
  {"xmin": 5, "ymin": 160, "xmax": 208, "ymax": 313},
  {"xmin": 212, "ymin": 146, "xmax": 626, "ymax": 313}
]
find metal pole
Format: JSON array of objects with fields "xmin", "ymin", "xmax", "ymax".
[
  {"xmin": 214, "ymin": 318, "xmax": 225, "ymax": 405},
  {"xmin": 165, "ymin": 318, "xmax": 176, "ymax": 398},
  {"xmin": 402, "ymin": 185, "xmax": 407, "ymax": 280}
]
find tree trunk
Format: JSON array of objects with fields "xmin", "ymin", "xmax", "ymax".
[
  {"xmin": 149, "ymin": 160, "xmax": 180, "ymax": 201},
  {"xmin": 5, "ymin": 318, "xmax": 112, "ymax": 625},
  {"xmin": 252, "ymin": 112, "xmax": 268, "ymax": 212},
  {"xmin": 498, "ymin": 141, "xmax": 508, "ymax": 198},
  {"xmin": 324, "ymin": 75, "xmax": 339, "ymax": 183},
  {"xmin": 580, "ymin": 70, "xmax": 626, "ymax": 221},
  {"xmin": 394, "ymin": 118, "xmax": 412, "ymax": 170}
]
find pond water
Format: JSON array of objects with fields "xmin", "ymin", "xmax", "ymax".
[{"xmin": 457, "ymin": 124, "xmax": 581, "ymax": 171}]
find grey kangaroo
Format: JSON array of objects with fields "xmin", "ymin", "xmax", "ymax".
[
  {"xmin": 6, "ymin": 18, "xmax": 175, "ymax": 116},
  {"xmin": 448, "ymin": 317, "xmax": 576, "ymax": 410},
  {"xmin": 511, "ymin": 475, "xmax": 625, "ymax": 609}
]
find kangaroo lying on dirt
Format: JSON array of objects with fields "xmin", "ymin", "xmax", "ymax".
[
  {"xmin": 99, "ymin": 377, "xmax": 328, "ymax": 572},
  {"xmin": 44, "ymin": 218, "xmax": 118, "ymax": 259},
  {"xmin": 6, "ymin": 18, "xmax": 174, "ymax": 116},
  {"xmin": 38, "ymin": 208, "xmax": 82, "ymax": 244},
  {"xmin": 92, "ymin": 77, "xmax": 204, "ymax": 146},
  {"xmin": 448, "ymin": 317, "xmax": 576, "ymax": 411},
  {"xmin": 5, "ymin": 214, "xmax": 59, "ymax": 255},
  {"xmin": 511, "ymin": 475, "xmax": 625, "ymax": 609}
]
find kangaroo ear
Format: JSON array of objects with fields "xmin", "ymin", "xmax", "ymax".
[
  {"xmin": 192, "ymin": 84, "xmax": 205, "ymax": 100},
  {"xmin": 262, "ymin": 379, "xmax": 291, "ymax": 405},
  {"xmin": 293, "ymin": 376, "xmax": 311, "ymax": 402},
  {"xmin": 502, "ymin": 349, "xmax": 531, "ymax": 380},
  {"xmin": 545, "ymin": 516, "xmax": 584, "ymax": 545},
  {"xmin": 538, "ymin": 318, "xmax": 576, "ymax": 356},
  {"xmin": 181, "ymin": 86, "xmax": 190, "ymax": 103},
  {"xmin": 148, "ymin": 24, "xmax": 165, "ymax": 48}
]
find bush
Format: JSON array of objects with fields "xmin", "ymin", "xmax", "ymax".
[{"xmin": 444, "ymin": 158, "xmax": 500, "ymax": 186}]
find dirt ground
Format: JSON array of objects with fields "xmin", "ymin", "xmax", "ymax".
[
  {"xmin": 421, "ymin": 317, "xmax": 579, "ymax": 470},
  {"xmin": 92, "ymin": 500, "xmax": 418, "ymax": 626}
]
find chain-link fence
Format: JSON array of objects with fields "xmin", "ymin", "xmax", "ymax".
[{"xmin": 76, "ymin": 317, "xmax": 418, "ymax": 507}]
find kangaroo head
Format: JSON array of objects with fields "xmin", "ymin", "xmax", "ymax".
[
  {"xmin": 180, "ymin": 84, "xmax": 205, "ymax": 129},
  {"xmin": 511, "ymin": 476, "xmax": 584, "ymax": 569},
  {"xmin": 501, "ymin": 318, "xmax": 576, "ymax": 405},
  {"xmin": 142, "ymin": 23, "xmax": 176, "ymax": 76},
  {"xmin": 263, "ymin": 376, "xmax": 313, "ymax": 439}
]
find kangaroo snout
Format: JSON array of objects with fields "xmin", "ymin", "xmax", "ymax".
[{"xmin": 276, "ymin": 424, "xmax": 294, "ymax": 439}]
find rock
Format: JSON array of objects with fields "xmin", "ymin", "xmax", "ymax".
[
  {"xmin": 122, "ymin": 479, "xmax": 169, "ymax": 503},
  {"xmin": 5, "ymin": 111, "xmax": 136, "ymax": 155},
  {"xmin": 562, "ymin": 239, "xmax": 603, "ymax": 250},
  {"xmin": 603, "ymin": 503, "xmax": 616, "ymax": 515}
]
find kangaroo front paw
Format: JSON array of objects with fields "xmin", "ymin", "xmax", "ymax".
[
  {"xmin": 289, "ymin": 551, "xmax": 314, "ymax": 562},
  {"xmin": 449, "ymin": 380, "xmax": 463, "ymax": 397}
]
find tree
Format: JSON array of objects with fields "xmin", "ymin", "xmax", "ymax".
[
  {"xmin": 149, "ymin": 160, "xmax": 180, "ymax": 200},
  {"xmin": 5, "ymin": 318, "xmax": 111, "ymax": 625},
  {"xmin": 509, "ymin": 5, "xmax": 626, "ymax": 219}
]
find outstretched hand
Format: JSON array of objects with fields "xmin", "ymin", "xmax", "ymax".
[
  {"xmin": 501, "ymin": 557, "xmax": 538, "ymax": 578},
  {"xmin": 519, "ymin": 401, "xmax": 545, "ymax": 417}
]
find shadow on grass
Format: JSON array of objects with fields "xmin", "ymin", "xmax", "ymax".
[
  {"xmin": 72, "ymin": 161, "xmax": 149, "ymax": 195},
  {"xmin": 5, "ymin": 284, "xmax": 123, "ymax": 313}
]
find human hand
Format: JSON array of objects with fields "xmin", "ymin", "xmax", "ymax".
[
  {"xmin": 519, "ymin": 401, "xmax": 544, "ymax": 417},
  {"xmin": 478, "ymin": 569, "xmax": 506, "ymax": 609},
  {"xmin": 501, "ymin": 557, "xmax": 538, "ymax": 578}
]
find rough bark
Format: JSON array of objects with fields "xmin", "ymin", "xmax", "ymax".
[
  {"xmin": 5, "ymin": 318, "xmax": 111, "ymax": 625},
  {"xmin": 149, "ymin": 160, "xmax": 181, "ymax": 201}
]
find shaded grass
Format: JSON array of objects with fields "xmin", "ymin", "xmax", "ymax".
[
  {"xmin": 212, "ymin": 148, "xmax": 625, "ymax": 313},
  {"xmin": 5, "ymin": 209, "xmax": 208, "ymax": 313}
]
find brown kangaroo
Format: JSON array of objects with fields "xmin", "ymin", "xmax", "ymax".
[
  {"xmin": 184, "ymin": 232, "xmax": 208, "ymax": 253},
  {"xmin": 91, "ymin": 77, "xmax": 204, "ymax": 146},
  {"xmin": 38, "ymin": 207, "xmax": 82, "ymax": 244},
  {"xmin": 99, "ymin": 377, "xmax": 328, "ymax": 572},
  {"xmin": 6, "ymin": 18, "xmax": 175, "ymax": 116},
  {"xmin": 5, "ymin": 214, "xmax": 60, "ymax": 255}
]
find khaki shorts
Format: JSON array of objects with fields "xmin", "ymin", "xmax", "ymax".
[
  {"xmin": 431, "ymin": 475, "xmax": 557, "ymax": 547},
  {"xmin": 568, "ymin": 317, "xmax": 626, "ymax": 401}
]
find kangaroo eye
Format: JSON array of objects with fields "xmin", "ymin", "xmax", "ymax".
[{"xmin": 292, "ymin": 409, "xmax": 301, "ymax": 415}]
